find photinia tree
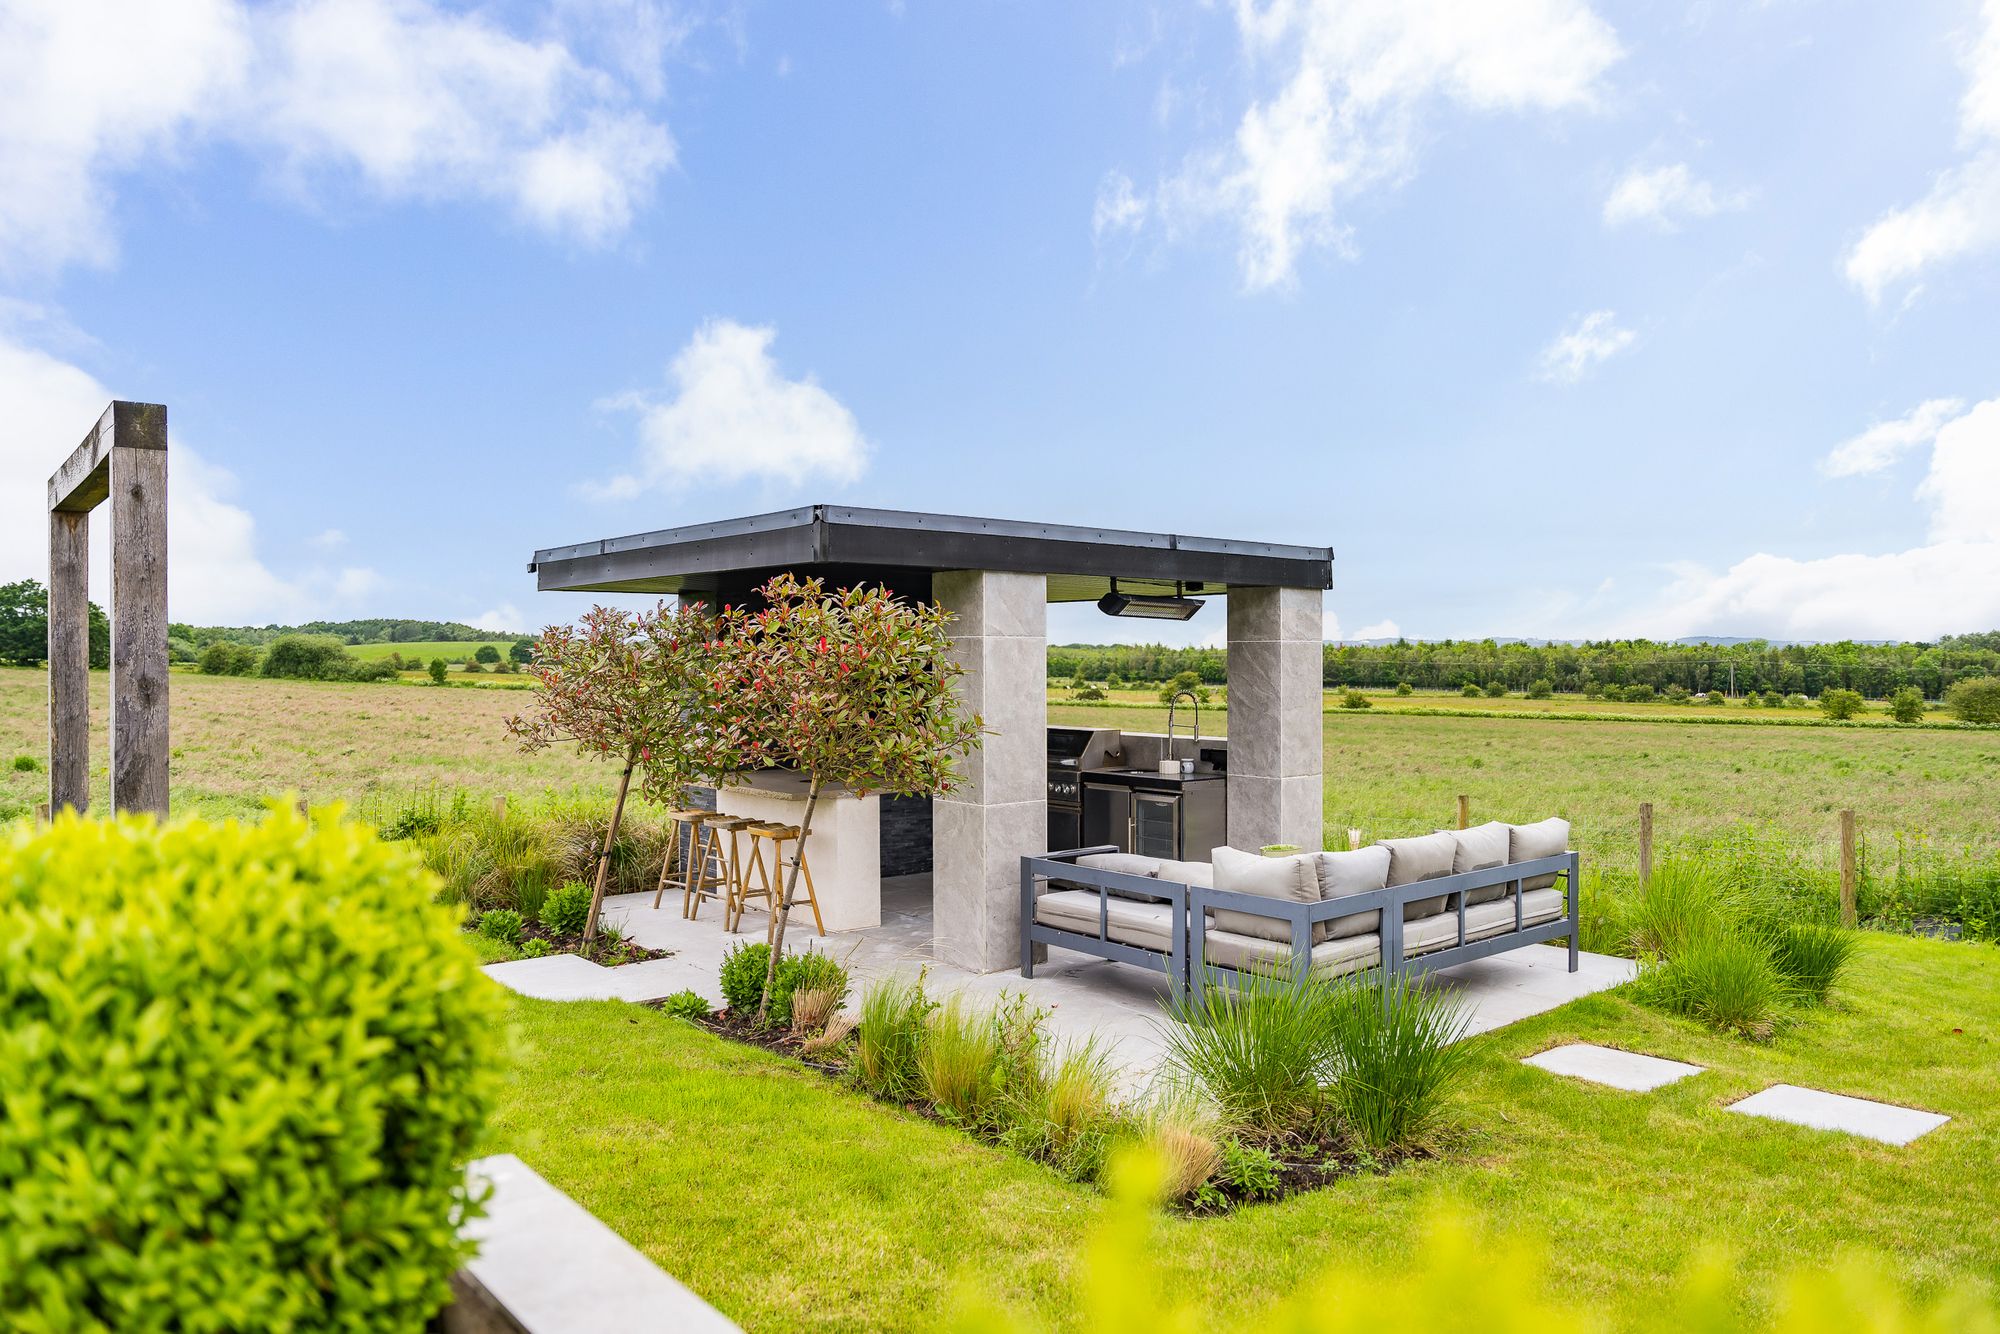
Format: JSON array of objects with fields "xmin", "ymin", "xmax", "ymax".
[
  {"xmin": 710, "ymin": 574, "xmax": 986, "ymax": 1025},
  {"xmin": 506, "ymin": 601, "xmax": 734, "ymax": 945}
]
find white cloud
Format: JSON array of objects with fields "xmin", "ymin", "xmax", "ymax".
[
  {"xmin": 1845, "ymin": 0, "xmax": 2000, "ymax": 302},
  {"xmin": 1093, "ymin": 170, "xmax": 1148, "ymax": 239},
  {"xmin": 0, "ymin": 323, "xmax": 380, "ymax": 624},
  {"xmin": 1820, "ymin": 397, "xmax": 1966, "ymax": 477},
  {"xmin": 1602, "ymin": 162, "xmax": 1744, "ymax": 229},
  {"xmin": 0, "ymin": 0, "xmax": 676, "ymax": 276},
  {"xmin": 1117, "ymin": 0, "xmax": 1621, "ymax": 289},
  {"xmin": 1631, "ymin": 397, "xmax": 2000, "ymax": 640},
  {"xmin": 590, "ymin": 319, "xmax": 871, "ymax": 498},
  {"xmin": 308, "ymin": 527, "xmax": 347, "ymax": 549},
  {"xmin": 472, "ymin": 603, "xmax": 526, "ymax": 633},
  {"xmin": 1352, "ymin": 618, "xmax": 1402, "ymax": 640},
  {"xmin": 1535, "ymin": 310, "xmax": 1635, "ymax": 383}
]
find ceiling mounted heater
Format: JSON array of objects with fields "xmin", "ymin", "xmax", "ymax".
[{"xmin": 1097, "ymin": 579, "xmax": 1205, "ymax": 621}]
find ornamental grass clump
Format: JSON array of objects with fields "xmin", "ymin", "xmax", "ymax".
[
  {"xmin": 1766, "ymin": 922, "xmax": 1858, "ymax": 1003},
  {"xmin": 1634, "ymin": 929, "xmax": 1789, "ymax": 1040},
  {"xmin": 1001, "ymin": 1039, "xmax": 1121, "ymax": 1183},
  {"xmin": 919, "ymin": 997, "xmax": 1012, "ymax": 1127},
  {"xmin": 854, "ymin": 974, "xmax": 935, "ymax": 1101},
  {"xmin": 0, "ymin": 808, "xmax": 498, "ymax": 1329},
  {"xmin": 1164, "ymin": 966, "xmax": 1342, "ymax": 1140},
  {"xmin": 1324, "ymin": 972, "xmax": 1473, "ymax": 1152}
]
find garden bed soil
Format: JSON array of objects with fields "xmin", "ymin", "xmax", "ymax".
[
  {"xmin": 476, "ymin": 920, "xmax": 672, "ymax": 967},
  {"xmin": 682, "ymin": 1007, "xmax": 1422, "ymax": 1214}
]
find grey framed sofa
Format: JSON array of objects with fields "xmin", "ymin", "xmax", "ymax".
[{"xmin": 1019, "ymin": 820, "xmax": 1578, "ymax": 999}]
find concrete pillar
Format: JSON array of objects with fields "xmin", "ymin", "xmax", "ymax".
[
  {"xmin": 931, "ymin": 570, "xmax": 1046, "ymax": 973},
  {"xmin": 1225, "ymin": 586, "xmax": 1324, "ymax": 852}
]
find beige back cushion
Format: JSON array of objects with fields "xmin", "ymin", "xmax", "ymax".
[
  {"xmin": 1450, "ymin": 822, "xmax": 1513, "ymax": 905},
  {"xmin": 1380, "ymin": 831, "xmax": 1458, "ymax": 919},
  {"xmin": 1074, "ymin": 852, "xmax": 1164, "ymax": 901},
  {"xmin": 1508, "ymin": 817, "xmax": 1571, "ymax": 891},
  {"xmin": 1152, "ymin": 859, "xmax": 1214, "ymax": 890},
  {"xmin": 1210, "ymin": 845, "xmax": 1319, "ymax": 943},
  {"xmin": 1312, "ymin": 845, "xmax": 1391, "ymax": 940}
]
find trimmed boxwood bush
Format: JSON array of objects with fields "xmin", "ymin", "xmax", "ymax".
[{"xmin": 0, "ymin": 809, "xmax": 499, "ymax": 1329}]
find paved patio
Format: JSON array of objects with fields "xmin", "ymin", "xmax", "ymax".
[{"xmin": 484, "ymin": 875, "xmax": 1637, "ymax": 1084}]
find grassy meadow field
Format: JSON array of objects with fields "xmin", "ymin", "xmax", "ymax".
[
  {"xmin": 346, "ymin": 638, "xmax": 522, "ymax": 664},
  {"xmin": 5, "ymin": 667, "xmax": 1993, "ymax": 868}
]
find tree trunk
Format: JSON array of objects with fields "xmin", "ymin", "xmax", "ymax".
[
  {"xmin": 584, "ymin": 753, "xmax": 637, "ymax": 947},
  {"xmin": 754, "ymin": 778, "xmax": 821, "ymax": 1027}
]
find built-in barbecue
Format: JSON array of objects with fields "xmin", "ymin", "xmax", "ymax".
[{"xmin": 1047, "ymin": 722, "xmax": 1228, "ymax": 862}]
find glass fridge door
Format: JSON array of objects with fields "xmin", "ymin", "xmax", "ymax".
[{"xmin": 1132, "ymin": 793, "xmax": 1180, "ymax": 860}]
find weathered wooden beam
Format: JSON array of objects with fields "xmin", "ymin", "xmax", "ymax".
[
  {"xmin": 110, "ymin": 438, "xmax": 170, "ymax": 817},
  {"xmin": 49, "ymin": 401, "xmax": 165, "ymax": 514},
  {"xmin": 47, "ymin": 510, "xmax": 91, "ymax": 813}
]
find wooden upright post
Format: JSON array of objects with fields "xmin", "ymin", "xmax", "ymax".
[
  {"xmin": 47, "ymin": 511, "xmax": 91, "ymax": 813},
  {"xmin": 1839, "ymin": 809, "xmax": 1858, "ymax": 928},
  {"xmin": 1457, "ymin": 794, "xmax": 1470, "ymax": 830},
  {"xmin": 1638, "ymin": 802, "xmax": 1654, "ymax": 889}
]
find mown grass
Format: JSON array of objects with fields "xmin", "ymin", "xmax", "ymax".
[
  {"xmin": 488, "ymin": 933, "xmax": 1999, "ymax": 1330},
  {"xmin": 345, "ymin": 639, "xmax": 520, "ymax": 663}
]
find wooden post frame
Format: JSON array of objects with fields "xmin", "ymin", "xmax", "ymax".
[
  {"xmin": 46, "ymin": 402, "xmax": 170, "ymax": 818},
  {"xmin": 1839, "ymin": 809, "xmax": 1858, "ymax": 928},
  {"xmin": 1638, "ymin": 801, "xmax": 1654, "ymax": 889}
]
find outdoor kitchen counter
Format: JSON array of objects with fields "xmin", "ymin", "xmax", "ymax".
[{"xmin": 713, "ymin": 771, "xmax": 881, "ymax": 933}]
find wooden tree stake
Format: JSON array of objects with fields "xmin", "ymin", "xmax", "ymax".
[
  {"xmin": 1457, "ymin": 794, "xmax": 1470, "ymax": 830},
  {"xmin": 1638, "ymin": 802, "xmax": 1654, "ymax": 889}
]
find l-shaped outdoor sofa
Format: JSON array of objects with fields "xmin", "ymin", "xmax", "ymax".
[{"xmin": 1019, "ymin": 819, "xmax": 1578, "ymax": 1000}]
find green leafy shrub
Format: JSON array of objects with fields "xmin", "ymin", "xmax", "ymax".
[
  {"xmin": 1339, "ymin": 689, "xmax": 1371, "ymax": 710},
  {"xmin": 197, "ymin": 640, "xmax": 260, "ymax": 675},
  {"xmin": 1526, "ymin": 679, "xmax": 1552, "ymax": 699},
  {"xmin": 1705, "ymin": 690, "xmax": 1726, "ymax": 705},
  {"xmin": 719, "ymin": 940, "xmax": 774, "ymax": 1014},
  {"xmin": 1460, "ymin": 683, "xmax": 1481, "ymax": 698},
  {"xmin": 854, "ymin": 974, "xmax": 935, "ymax": 1101},
  {"xmin": 477, "ymin": 908, "xmax": 524, "ymax": 944},
  {"xmin": 428, "ymin": 657, "xmax": 448, "ymax": 685},
  {"xmin": 1664, "ymin": 684, "xmax": 1690, "ymax": 703},
  {"xmin": 261, "ymin": 633, "xmax": 354, "ymax": 681},
  {"xmin": 1785, "ymin": 692, "xmax": 1810, "ymax": 708},
  {"xmin": 1887, "ymin": 686, "xmax": 1925, "ymax": 723},
  {"xmin": 1212, "ymin": 1137, "xmax": 1282, "ymax": 1200},
  {"xmin": 769, "ymin": 950, "xmax": 850, "ymax": 1031},
  {"xmin": 1324, "ymin": 972, "xmax": 1473, "ymax": 1151},
  {"xmin": 1819, "ymin": 688, "xmax": 1864, "ymax": 720},
  {"xmin": 11, "ymin": 753, "xmax": 39, "ymax": 772},
  {"xmin": 1166, "ymin": 966, "xmax": 1341, "ymax": 1139},
  {"xmin": 1483, "ymin": 681, "xmax": 1507, "ymax": 698},
  {"xmin": 1395, "ymin": 681, "xmax": 1413, "ymax": 696},
  {"xmin": 1767, "ymin": 923, "xmax": 1857, "ymax": 1003},
  {"xmin": 1946, "ymin": 676, "xmax": 2000, "ymax": 724},
  {"xmin": 1742, "ymin": 690, "xmax": 1762, "ymax": 708},
  {"xmin": 519, "ymin": 937, "xmax": 552, "ymax": 958},
  {"xmin": 540, "ymin": 879, "xmax": 592, "ymax": 936},
  {"xmin": 660, "ymin": 990, "xmax": 712, "ymax": 1021},
  {"xmin": 474, "ymin": 644, "xmax": 501, "ymax": 664},
  {"xmin": 1624, "ymin": 684, "xmax": 1656, "ymax": 703},
  {"xmin": 348, "ymin": 658, "xmax": 399, "ymax": 683},
  {"xmin": 0, "ymin": 809, "xmax": 497, "ymax": 1327},
  {"xmin": 1761, "ymin": 689, "xmax": 1784, "ymax": 707},
  {"xmin": 1634, "ymin": 930, "xmax": 1787, "ymax": 1039}
]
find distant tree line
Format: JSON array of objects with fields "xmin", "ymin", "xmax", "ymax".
[
  {"xmin": 170, "ymin": 617, "xmax": 517, "ymax": 648},
  {"xmin": 1049, "ymin": 635, "xmax": 2000, "ymax": 699},
  {"xmin": 0, "ymin": 580, "xmax": 108, "ymax": 668}
]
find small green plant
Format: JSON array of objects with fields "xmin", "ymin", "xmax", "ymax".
[
  {"xmin": 1705, "ymin": 690, "xmax": 1726, "ymax": 705},
  {"xmin": 10, "ymin": 754, "xmax": 39, "ymax": 772},
  {"xmin": 1000, "ymin": 1039, "xmax": 1119, "ymax": 1183},
  {"xmin": 1483, "ymin": 681, "xmax": 1507, "ymax": 698},
  {"xmin": 1664, "ymin": 684, "xmax": 1690, "ymax": 703},
  {"xmin": 768, "ymin": 949, "xmax": 850, "ymax": 1030},
  {"xmin": 660, "ymin": 989, "xmax": 713, "ymax": 1021},
  {"xmin": 1635, "ymin": 930, "xmax": 1787, "ymax": 1039},
  {"xmin": 854, "ymin": 973, "xmax": 935, "ymax": 1101},
  {"xmin": 1213, "ymin": 1136, "xmax": 1283, "ymax": 1199},
  {"xmin": 919, "ymin": 997, "xmax": 1008, "ymax": 1127},
  {"xmin": 1395, "ymin": 681, "xmax": 1414, "ymax": 696},
  {"xmin": 428, "ymin": 657, "xmax": 448, "ymax": 685},
  {"xmin": 1526, "ymin": 679, "xmax": 1552, "ymax": 699},
  {"xmin": 1460, "ymin": 683, "xmax": 1481, "ymax": 698},
  {"xmin": 1165, "ymin": 966, "xmax": 1342, "ymax": 1140},
  {"xmin": 1767, "ymin": 922, "xmax": 1857, "ymax": 1003},
  {"xmin": 477, "ymin": 908, "xmax": 524, "ymax": 944},
  {"xmin": 1624, "ymin": 860, "xmax": 1734, "ymax": 959},
  {"xmin": 1624, "ymin": 684, "xmax": 1656, "ymax": 703},
  {"xmin": 1339, "ymin": 689, "xmax": 1371, "ymax": 709},
  {"xmin": 1785, "ymin": 692, "xmax": 1810, "ymax": 708},
  {"xmin": 1324, "ymin": 972, "xmax": 1474, "ymax": 1151},
  {"xmin": 1888, "ymin": 686, "xmax": 1926, "ymax": 724},
  {"xmin": 519, "ymin": 937, "xmax": 552, "ymax": 958},
  {"xmin": 719, "ymin": 940, "xmax": 774, "ymax": 1015},
  {"xmin": 539, "ymin": 879, "xmax": 592, "ymax": 936},
  {"xmin": 1819, "ymin": 688, "xmax": 1864, "ymax": 720},
  {"xmin": 1761, "ymin": 689, "xmax": 1784, "ymax": 708}
]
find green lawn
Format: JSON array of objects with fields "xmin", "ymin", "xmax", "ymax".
[
  {"xmin": 346, "ymin": 639, "xmax": 519, "ymax": 663},
  {"xmin": 486, "ymin": 933, "xmax": 2000, "ymax": 1330}
]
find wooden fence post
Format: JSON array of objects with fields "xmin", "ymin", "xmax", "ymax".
[
  {"xmin": 493, "ymin": 795, "xmax": 508, "ymax": 820},
  {"xmin": 1347, "ymin": 827, "xmax": 1362, "ymax": 851},
  {"xmin": 35, "ymin": 802, "xmax": 51, "ymax": 827},
  {"xmin": 1638, "ymin": 802, "xmax": 1654, "ymax": 889},
  {"xmin": 1840, "ymin": 809, "xmax": 1858, "ymax": 928},
  {"xmin": 295, "ymin": 796, "xmax": 309, "ymax": 821},
  {"xmin": 1457, "ymin": 795, "xmax": 1470, "ymax": 830}
]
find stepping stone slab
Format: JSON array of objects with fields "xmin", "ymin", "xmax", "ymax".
[
  {"xmin": 482, "ymin": 954, "xmax": 624, "ymax": 1001},
  {"xmin": 1523, "ymin": 1042, "xmax": 1705, "ymax": 1092},
  {"xmin": 1727, "ymin": 1084, "xmax": 1948, "ymax": 1146}
]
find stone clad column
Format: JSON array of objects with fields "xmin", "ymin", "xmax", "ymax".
[
  {"xmin": 931, "ymin": 570, "xmax": 1046, "ymax": 973},
  {"xmin": 1225, "ymin": 586, "xmax": 1324, "ymax": 852}
]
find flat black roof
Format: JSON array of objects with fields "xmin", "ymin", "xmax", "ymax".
[{"xmin": 530, "ymin": 505, "xmax": 1333, "ymax": 603}]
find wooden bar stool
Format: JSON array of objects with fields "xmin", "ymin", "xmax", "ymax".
[
  {"xmin": 656, "ymin": 809, "xmax": 716, "ymax": 912},
  {"xmin": 736, "ymin": 823, "xmax": 826, "ymax": 940},
  {"xmin": 701, "ymin": 817, "xmax": 759, "ymax": 929}
]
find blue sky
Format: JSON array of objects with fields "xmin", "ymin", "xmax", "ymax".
[{"xmin": 2, "ymin": 0, "xmax": 1996, "ymax": 645}]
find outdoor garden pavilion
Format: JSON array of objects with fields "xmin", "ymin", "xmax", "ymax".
[{"xmin": 528, "ymin": 504, "xmax": 1335, "ymax": 974}]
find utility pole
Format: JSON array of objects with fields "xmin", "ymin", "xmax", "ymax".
[{"xmin": 1728, "ymin": 663, "xmax": 1735, "ymax": 697}]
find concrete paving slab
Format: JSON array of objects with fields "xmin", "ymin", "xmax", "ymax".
[
  {"xmin": 1726, "ymin": 1084, "xmax": 1949, "ymax": 1146},
  {"xmin": 1523, "ymin": 1042, "xmax": 1705, "ymax": 1092},
  {"xmin": 483, "ymin": 954, "xmax": 624, "ymax": 1001}
]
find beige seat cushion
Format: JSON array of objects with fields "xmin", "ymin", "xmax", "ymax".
[
  {"xmin": 1450, "ymin": 822, "xmax": 1513, "ymax": 905},
  {"xmin": 1209, "ymin": 845, "xmax": 1319, "ymax": 943},
  {"xmin": 1034, "ymin": 890, "xmax": 1177, "ymax": 953},
  {"xmin": 1401, "ymin": 889, "xmax": 1568, "ymax": 956},
  {"xmin": 1380, "ymin": 831, "xmax": 1458, "ymax": 920},
  {"xmin": 1508, "ymin": 818, "xmax": 1571, "ymax": 890},
  {"xmin": 1203, "ymin": 928, "xmax": 1382, "ymax": 980},
  {"xmin": 1312, "ymin": 845, "xmax": 1391, "ymax": 940}
]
